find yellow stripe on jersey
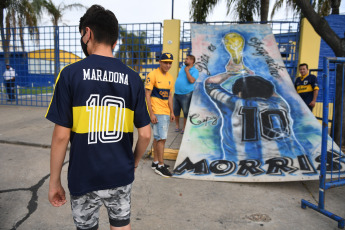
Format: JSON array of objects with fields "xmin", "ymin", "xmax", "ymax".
[
  {"xmin": 296, "ymin": 85, "xmax": 313, "ymax": 94},
  {"xmin": 72, "ymin": 106, "xmax": 134, "ymax": 133}
]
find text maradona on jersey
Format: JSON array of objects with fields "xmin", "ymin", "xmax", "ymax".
[{"xmin": 83, "ymin": 69, "xmax": 129, "ymax": 85}]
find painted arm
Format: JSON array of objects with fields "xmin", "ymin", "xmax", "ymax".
[
  {"xmin": 48, "ymin": 124, "xmax": 70, "ymax": 207},
  {"xmin": 133, "ymin": 124, "xmax": 151, "ymax": 170},
  {"xmin": 205, "ymin": 72, "xmax": 233, "ymax": 85},
  {"xmin": 145, "ymin": 89, "xmax": 157, "ymax": 124}
]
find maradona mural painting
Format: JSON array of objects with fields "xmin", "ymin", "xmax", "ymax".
[{"xmin": 173, "ymin": 24, "xmax": 344, "ymax": 182}]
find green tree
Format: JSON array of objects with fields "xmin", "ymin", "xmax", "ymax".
[
  {"xmin": 0, "ymin": 0, "xmax": 39, "ymax": 63},
  {"xmin": 31, "ymin": 0, "xmax": 86, "ymax": 78},
  {"xmin": 32, "ymin": 0, "xmax": 85, "ymax": 26},
  {"xmin": 271, "ymin": 0, "xmax": 333, "ymax": 19},
  {"xmin": 190, "ymin": 0, "xmax": 270, "ymax": 22},
  {"xmin": 116, "ymin": 27, "xmax": 152, "ymax": 72}
]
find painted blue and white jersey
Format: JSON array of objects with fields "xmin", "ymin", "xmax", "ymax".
[{"xmin": 206, "ymin": 82, "xmax": 307, "ymax": 162}]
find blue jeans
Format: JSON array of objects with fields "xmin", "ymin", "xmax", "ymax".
[
  {"xmin": 173, "ymin": 92, "xmax": 193, "ymax": 117},
  {"xmin": 151, "ymin": 114, "xmax": 170, "ymax": 140}
]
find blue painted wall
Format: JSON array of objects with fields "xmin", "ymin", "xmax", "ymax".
[{"xmin": 317, "ymin": 15, "xmax": 345, "ymax": 101}]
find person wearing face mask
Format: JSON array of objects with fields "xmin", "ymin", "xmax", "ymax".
[
  {"xmin": 3, "ymin": 64, "xmax": 16, "ymax": 101},
  {"xmin": 45, "ymin": 5, "xmax": 151, "ymax": 230}
]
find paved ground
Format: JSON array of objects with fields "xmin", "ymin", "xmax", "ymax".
[{"xmin": 0, "ymin": 105, "xmax": 344, "ymax": 230}]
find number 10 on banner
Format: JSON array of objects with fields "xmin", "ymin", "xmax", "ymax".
[{"xmin": 86, "ymin": 94, "xmax": 125, "ymax": 144}]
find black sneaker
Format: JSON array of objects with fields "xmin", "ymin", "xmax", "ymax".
[
  {"xmin": 154, "ymin": 165, "xmax": 172, "ymax": 177},
  {"xmin": 151, "ymin": 162, "xmax": 170, "ymax": 170}
]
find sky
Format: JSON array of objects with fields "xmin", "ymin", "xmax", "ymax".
[{"xmin": 39, "ymin": 0, "xmax": 345, "ymax": 26}]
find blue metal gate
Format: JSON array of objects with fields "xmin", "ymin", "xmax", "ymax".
[
  {"xmin": 301, "ymin": 57, "xmax": 345, "ymax": 229},
  {"xmin": 0, "ymin": 23, "xmax": 163, "ymax": 107}
]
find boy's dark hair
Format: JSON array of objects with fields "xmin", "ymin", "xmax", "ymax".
[
  {"xmin": 187, "ymin": 54, "xmax": 196, "ymax": 64},
  {"xmin": 299, "ymin": 63, "xmax": 309, "ymax": 69},
  {"xmin": 232, "ymin": 76, "xmax": 274, "ymax": 99},
  {"xmin": 79, "ymin": 5, "xmax": 119, "ymax": 46}
]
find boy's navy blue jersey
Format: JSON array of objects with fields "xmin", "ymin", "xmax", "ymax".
[{"xmin": 45, "ymin": 54, "xmax": 150, "ymax": 196}]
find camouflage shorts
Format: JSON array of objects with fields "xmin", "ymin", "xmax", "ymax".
[{"xmin": 70, "ymin": 184, "xmax": 132, "ymax": 230}]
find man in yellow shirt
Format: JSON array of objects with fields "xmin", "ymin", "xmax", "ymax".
[{"xmin": 145, "ymin": 53, "xmax": 175, "ymax": 177}]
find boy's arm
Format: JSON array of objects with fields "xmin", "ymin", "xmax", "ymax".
[
  {"xmin": 49, "ymin": 124, "xmax": 70, "ymax": 207},
  {"xmin": 309, "ymin": 75, "xmax": 319, "ymax": 108},
  {"xmin": 309, "ymin": 89, "xmax": 319, "ymax": 108},
  {"xmin": 145, "ymin": 89, "xmax": 157, "ymax": 124},
  {"xmin": 168, "ymin": 90, "xmax": 175, "ymax": 121},
  {"xmin": 133, "ymin": 124, "xmax": 151, "ymax": 170}
]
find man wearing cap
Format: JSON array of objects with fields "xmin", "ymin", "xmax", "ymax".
[
  {"xmin": 3, "ymin": 64, "xmax": 16, "ymax": 101},
  {"xmin": 145, "ymin": 53, "xmax": 175, "ymax": 177}
]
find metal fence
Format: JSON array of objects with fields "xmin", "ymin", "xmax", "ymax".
[
  {"xmin": 1, "ymin": 21, "xmax": 298, "ymax": 107},
  {"xmin": 0, "ymin": 23, "xmax": 163, "ymax": 106},
  {"xmin": 181, "ymin": 21, "xmax": 300, "ymax": 79},
  {"xmin": 301, "ymin": 57, "xmax": 345, "ymax": 229},
  {"xmin": 310, "ymin": 68, "xmax": 336, "ymax": 121}
]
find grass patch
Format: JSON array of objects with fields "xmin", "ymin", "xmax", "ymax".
[{"xmin": 18, "ymin": 86, "xmax": 54, "ymax": 95}]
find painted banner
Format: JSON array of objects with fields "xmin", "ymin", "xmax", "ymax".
[{"xmin": 173, "ymin": 24, "xmax": 344, "ymax": 182}]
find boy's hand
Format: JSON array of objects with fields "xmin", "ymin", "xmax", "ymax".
[
  {"xmin": 170, "ymin": 113, "xmax": 175, "ymax": 122},
  {"xmin": 49, "ymin": 183, "xmax": 67, "ymax": 207},
  {"xmin": 150, "ymin": 114, "xmax": 158, "ymax": 124}
]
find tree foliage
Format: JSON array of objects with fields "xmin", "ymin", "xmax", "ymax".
[
  {"xmin": 271, "ymin": 0, "xmax": 333, "ymax": 19},
  {"xmin": 116, "ymin": 27, "xmax": 152, "ymax": 72},
  {"xmin": 190, "ymin": 0, "xmax": 270, "ymax": 22},
  {"xmin": 32, "ymin": 0, "xmax": 86, "ymax": 26},
  {"xmin": 0, "ymin": 0, "xmax": 39, "ymax": 57}
]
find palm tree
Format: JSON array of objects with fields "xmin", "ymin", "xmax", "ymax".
[
  {"xmin": 116, "ymin": 27, "xmax": 152, "ymax": 72},
  {"xmin": 31, "ymin": 0, "xmax": 86, "ymax": 79},
  {"xmin": 190, "ymin": 0, "xmax": 270, "ymax": 22},
  {"xmin": 0, "ymin": 0, "xmax": 39, "ymax": 63},
  {"xmin": 32, "ymin": 0, "xmax": 85, "ymax": 26},
  {"xmin": 270, "ymin": 0, "xmax": 333, "ymax": 19}
]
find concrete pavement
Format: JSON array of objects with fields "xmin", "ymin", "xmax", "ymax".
[{"xmin": 0, "ymin": 105, "xmax": 344, "ymax": 230}]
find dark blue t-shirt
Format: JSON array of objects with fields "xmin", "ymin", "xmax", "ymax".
[{"xmin": 46, "ymin": 54, "xmax": 150, "ymax": 196}]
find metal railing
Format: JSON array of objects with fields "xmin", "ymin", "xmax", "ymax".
[
  {"xmin": 1, "ymin": 21, "xmax": 299, "ymax": 107},
  {"xmin": 0, "ymin": 23, "xmax": 163, "ymax": 106},
  {"xmin": 301, "ymin": 57, "xmax": 345, "ymax": 229}
]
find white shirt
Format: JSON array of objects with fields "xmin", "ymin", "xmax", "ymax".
[{"xmin": 3, "ymin": 67, "xmax": 16, "ymax": 80}]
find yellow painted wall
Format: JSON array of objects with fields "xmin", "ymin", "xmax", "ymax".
[
  {"xmin": 298, "ymin": 18, "xmax": 321, "ymax": 77},
  {"xmin": 297, "ymin": 19, "xmax": 333, "ymax": 120},
  {"xmin": 162, "ymin": 19, "xmax": 181, "ymax": 81},
  {"xmin": 28, "ymin": 49, "xmax": 81, "ymax": 63}
]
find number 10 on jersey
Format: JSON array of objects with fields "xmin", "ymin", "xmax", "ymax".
[{"xmin": 86, "ymin": 94, "xmax": 125, "ymax": 144}]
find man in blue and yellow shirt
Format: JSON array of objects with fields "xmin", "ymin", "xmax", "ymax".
[
  {"xmin": 294, "ymin": 63, "xmax": 319, "ymax": 111},
  {"xmin": 145, "ymin": 53, "xmax": 175, "ymax": 177}
]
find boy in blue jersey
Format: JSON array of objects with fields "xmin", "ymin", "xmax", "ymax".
[
  {"xmin": 45, "ymin": 5, "xmax": 151, "ymax": 230},
  {"xmin": 295, "ymin": 63, "xmax": 319, "ymax": 111}
]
